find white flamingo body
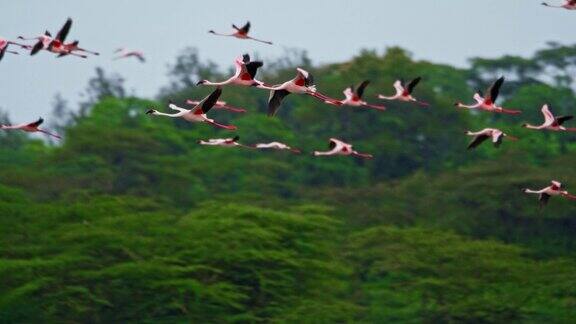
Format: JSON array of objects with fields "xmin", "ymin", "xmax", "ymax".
[
  {"xmin": 339, "ymin": 80, "xmax": 386, "ymax": 111},
  {"xmin": 197, "ymin": 54, "xmax": 268, "ymax": 87},
  {"xmin": 252, "ymin": 141, "xmax": 301, "ymax": 153},
  {"xmin": 523, "ymin": 180, "xmax": 576, "ymax": 208},
  {"xmin": 465, "ymin": 128, "xmax": 518, "ymax": 149},
  {"xmin": 523, "ymin": 104, "xmax": 575, "ymax": 131},
  {"xmin": 378, "ymin": 78, "xmax": 428, "ymax": 107},
  {"xmin": 146, "ymin": 88, "xmax": 236, "ymax": 130},
  {"xmin": 1, "ymin": 118, "xmax": 61, "ymax": 139},
  {"xmin": 455, "ymin": 77, "xmax": 522, "ymax": 115},
  {"xmin": 313, "ymin": 138, "xmax": 373, "ymax": 159},
  {"xmin": 198, "ymin": 136, "xmax": 251, "ymax": 148},
  {"xmin": 267, "ymin": 68, "xmax": 342, "ymax": 116}
]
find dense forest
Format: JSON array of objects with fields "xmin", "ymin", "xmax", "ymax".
[{"xmin": 2, "ymin": 43, "xmax": 576, "ymax": 323}]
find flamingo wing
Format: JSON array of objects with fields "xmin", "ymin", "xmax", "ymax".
[
  {"xmin": 541, "ymin": 104, "xmax": 555, "ymax": 125},
  {"xmin": 393, "ymin": 80, "xmax": 404, "ymax": 95},
  {"xmin": 193, "ymin": 87, "xmax": 222, "ymax": 114},
  {"xmin": 406, "ymin": 77, "xmax": 421, "ymax": 94},
  {"xmin": 356, "ymin": 80, "xmax": 370, "ymax": 99},
  {"xmin": 343, "ymin": 87, "xmax": 354, "ymax": 100},
  {"xmin": 268, "ymin": 89, "xmax": 291, "ymax": 116},
  {"xmin": 0, "ymin": 46, "xmax": 6, "ymax": 61},
  {"xmin": 27, "ymin": 118, "xmax": 44, "ymax": 128},
  {"xmin": 56, "ymin": 18, "xmax": 73, "ymax": 42},
  {"xmin": 556, "ymin": 115, "xmax": 574, "ymax": 126},
  {"xmin": 539, "ymin": 193, "xmax": 551, "ymax": 208},
  {"xmin": 467, "ymin": 134, "xmax": 490, "ymax": 150},
  {"xmin": 485, "ymin": 77, "xmax": 504, "ymax": 104},
  {"xmin": 239, "ymin": 21, "xmax": 250, "ymax": 34},
  {"xmin": 245, "ymin": 61, "xmax": 263, "ymax": 79}
]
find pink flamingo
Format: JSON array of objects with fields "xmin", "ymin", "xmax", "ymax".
[
  {"xmin": 197, "ymin": 54, "xmax": 267, "ymax": 88},
  {"xmin": 209, "ymin": 21, "xmax": 273, "ymax": 45},
  {"xmin": 146, "ymin": 88, "xmax": 236, "ymax": 130},
  {"xmin": 1, "ymin": 118, "xmax": 61, "ymax": 139},
  {"xmin": 377, "ymin": 77, "xmax": 429, "ymax": 107},
  {"xmin": 313, "ymin": 138, "xmax": 373, "ymax": 159},
  {"xmin": 455, "ymin": 77, "xmax": 522, "ymax": 115},
  {"xmin": 186, "ymin": 99, "xmax": 246, "ymax": 113},
  {"xmin": 20, "ymin": 18, "xmax": 88, "ymax": 59},
  {"xmin": 465, "ymin": 128, "xmax": 518, "ymax": 150},
  {"xmin": 251, "ymin": 141, "xmax": 301, "ymax": 154},
  {"xmin": 0, "ymin": 37, "xmax": 31, "ymax": 61},
  {"xmin": 336, "ymin": 80, "xmax": 386, "ymax": 111},
  {"xmin": 523, "ymin": 180, "xmax": 576, "ymax": 209},
  {"xmin": 542, "ymin": 1, "xmax": 576, "ymax": 10},
  {"xmin": 197, "ymin": 135, "xmax": 252, "ymax": 148},
  {"xmin": 114, "ymin": 48, "xmax": 145, "ymax": 62},
  {"xmin": 522, "ymin": 104, "xmax": 576, "ymax": 132},
  {"xmin": 267, "ymin": 68, "xmax": 342, "ymax": 116}
]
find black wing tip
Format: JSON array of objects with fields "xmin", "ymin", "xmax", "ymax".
[{"xmin": 233, "ymin": 135, "xmax": 240, "ymax": 141}]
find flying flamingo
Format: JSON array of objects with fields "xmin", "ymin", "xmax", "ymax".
[
  {"xmin": 523, "ymin": 180, "xmax": 576, "ymax": 209},
  {"xmin": 197, "ymin": 54, "xmax": 266, "ymax": 88},
  {"xmin": 465, "ymin": 128, "xmax": 518, "ymax": 150},
  {"xmin": 186, "ymin": 99, "xmax": 246, "ymax": 113},
  {"xmin": 0, "ymin": 37, "xmax": 31, "ymax": 61},
  {"xmin": 197, "ymin": 135, "xmax": 252, "ymax": 148},
  {"xmin": 522, "ymin": 104, "xmax": 576, "ymax": 132},
  {"xmin": 250, "ymin": 141, "xmax": 301, "ymax": 154},
  {"xmin": 335, "ymin": 80, "xmax": 387, "ymax": 111},
  {"xmin": 113, "ymin": 48, "xmax": 145, "ymax": 62},
  {"xmin": 542, "ymin": 0, "xmax": 576, "ymax": 10},
  {"xmin": 455, "ymin": 77, "xmax": 522, "ymax": 115},
  {"xmin": 145, "ymin": 88, "xmax": 237, "ymax": 130},
  {"xmin": 22, "ymin": 18, "xmax": 72, "ymax": 55},
  {"xmin": 209, "ymin": 21, "xmax": 273, "ymax": 45},
  {"xmin": 312, "ymin": 138, "xmax": 373, "ymax": 159},
  {"xmin": 1, "ymin": 118, "xmax": 61, "ymax": 139},
  {"xmin": 377, "ymin": 77, "xmax": 429, "ymax": 107},
  {"xmin": 267, "ymin": 68, "xmax": 342, "ymax": 116}
]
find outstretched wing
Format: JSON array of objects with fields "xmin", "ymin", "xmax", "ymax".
[
  {"xmin": 406, "ymin": 77, "xmax": 421, "ymax": 94},
  {"xmin": 485, "ymin": 77, "xmax": 504, "ymax": 104},
  {"xmin": 356, "ymin": 80, "xmax": 370, "ymax": 99},
  {"xmin": 193, "ymin": 87, "xmax": 222, "ymax": 114},
  {"xmin": 0, "ymin": 45, "xmax": 6, "ymax": 61},
  {"xmin": 56, "ymin": 18, "xmax": 72, "ymax": 42},
  {"xmin": 556, "ymin": 115, "xmax": 574, "ymax": 126},
  {"xmin": 27, "ymin": 118, "xmax": 44, "ymax": 128},
  {"xmin": 467, "ymin": 134, "xmax": 489, "ymax": 150},
  {"xmin": 268, "ymin": 89, "xmax": 290, "ymax": 116},
  {"xmin": 240, "ymin": 21, "xmax": 251, "ymax": 34},
  {"xmin": 539, "ymin": 193, "xmax": 551, "ymax": 209},
  {"xmin": 541, "ymin": 104, "xmax": 555, "ymax": 125},
  {"xmin": 245, "ymin": 61, "xmax": 263, "ymax": 79}
]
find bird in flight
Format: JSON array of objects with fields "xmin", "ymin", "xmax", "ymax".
[
  {"xmin": 377, "ymin": 77, "xmax": 429, "ymax": 107},
  {"xmin": 197, "ymin": 54, "xmax": 267, "ymax": 88},
  {"xmin": 542, "ymin": 0, "xmax": 576, "ymax": 10},
  {"xmin": 113, "ymin": 48, "xmax": 145, "ymax": 62},
  {"xmin": 197, "ymin": 135, "xmax": 252, "ymax": 148},
  {"xmin": 455, "ymin": 77, "xmax": 522, "ymax": 115},
  {"xmin": 335, "ymin": 80, "xmax": 387, "ymax": 111},
  {"xmin": 523, "ymin": 180, "xmax": 576, "ymax": 209},
  {"xmin": 522, "ymin": 104, "xmax": 576, "ymax": 132},
  {"xmin": 465, "ymin": 128, "xmax": 518, "ymax": 150},
  {"xmin": 251, "ymin": 141, "xmax": 301, "ymax": 154},
  {"xmin": 146, "ymin": 88, "xmax": 237, "ymax": 130},
  {"xmin": 313, "ymin": 138, "xmax": 373, "ymax": 159},
  {"xmin": 1, "ymin": 117, "xmax": 61, "ymax": 139},
  {"xmin": 209, "ymin": 21, "xmax": 273, "ymax": 45}
]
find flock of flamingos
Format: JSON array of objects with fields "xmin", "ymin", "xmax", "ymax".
[{"xmin": 1, "ymin": 1, "xmax": 576, "ymax": 209}]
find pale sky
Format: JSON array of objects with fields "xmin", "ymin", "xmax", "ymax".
[{"xmin": 0, "ymin": 0, "xmax": 574, "ymax": 121}]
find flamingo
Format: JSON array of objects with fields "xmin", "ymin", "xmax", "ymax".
[
  {"xmin": 523, "ymin": 180, "xmax": 576, "ymax": 209},
  {"xmin": 1, "ymin": 118, "xmax": 61, "ymax": 139},
  {"xmin": 377, "ymin": 77, "xmax": 429, "ymax": 107},
  {"xmin": 186, "ymin": 99, "xmax": 246, "ymax": 113},
  {"xmin": 251, "ymin": 141, "xmax": 301, "ymax": 154},
  {"xmin": 542, "ymin": 0, "xmax": 576, "ymax": 10},
  {"xmin": 465, "ymin": 128, "xmax": 518, "ymax": 150},
  {"xmin": 0, "ymin": 37, "xmax": 31, "ymax": 61},
  {"xmin": 113, "ymin": 48, "xmax": 145, "ymax": 62},
  {"xmin": 455, "ymin": 77, "xmax": 522, "ymax": 115},
  {"xmin": 522, "ymin": 104, "xmax": 576, "ymax": 132},
  {"xmin": 145, "ymin": 88, "xmax": 237, "ymax": 130},
  {"xmin": 313, "ymin": 138, "xmax": 373, "ymax": 159},
  {"xmin": 209, "ymin": 21, "xmax": 273, "ymax": 45},
  {"xmin": 20, "ymin": 18, "xmax": 88, "ymax": 59},
  {"xmin": 336, "ymin": 80, "xmax": 387, "ymax": 111},
  {"xmin": 267, "ymin": 68, "xmax": 342, "ymax": 116},
  {"xmin": 197, "ymin": 54, "xmax": 266, "ymax": 88},
  {"xmin": 197, "ymin": 135, "xmax": 251, "ymax": 148}
]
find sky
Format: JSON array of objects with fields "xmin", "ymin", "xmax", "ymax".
[{"xmin": 0, "ymin": 0, "xmax": 574, "ymax": 122}]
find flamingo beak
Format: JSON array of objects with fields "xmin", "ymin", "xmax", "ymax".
[
  {"xmin": 196, "ymin": 80, "xmax": 205, "ymax": 86},
  {"xmin": 145, "ymin": 109, "xmax": 155, "ymax": 115}
]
